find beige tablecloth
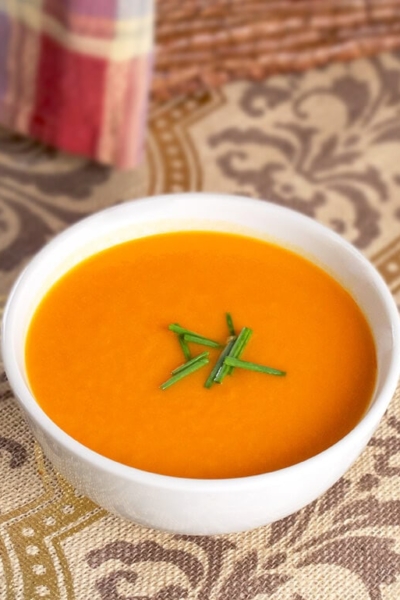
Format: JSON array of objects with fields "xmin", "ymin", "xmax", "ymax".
[{"xmin": 1, "ymin": 51, "xmax": 400, "ymax": 599}]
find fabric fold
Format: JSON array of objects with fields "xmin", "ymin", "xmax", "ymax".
[{"xmin": 0, "ymin": 0, "xmax": 154, "ymax": 169}]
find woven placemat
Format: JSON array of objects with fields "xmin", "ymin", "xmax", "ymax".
[
  {"xmin": 2, "ymin": 49, "xmax": 400, "ymax": 598},
  {"xmin": 153, "ymin": 0, "xmax": 400, "ymax": 98}
]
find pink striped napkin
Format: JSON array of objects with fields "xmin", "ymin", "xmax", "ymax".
[{"xmin": 0, "ymin": 0, "xmax": 153, "ymax": 169}]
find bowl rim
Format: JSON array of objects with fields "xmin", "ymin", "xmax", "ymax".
[{"xmin": 2, "ymin": 192, "xmax": 400, "ymax": 492}]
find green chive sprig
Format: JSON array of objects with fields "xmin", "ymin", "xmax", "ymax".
[
  {"xmin": 178, "ymin": 335, "xmax": 191, "ymax": 360},
  {"xmin": 171, "ymin": 351, "xmax": 209, "ymax": 375},
  {"xmin": 182, "ymin": 333, "xmax": 221, "ymax": 348},
  {"xmin": 216, "ymin": 326, "xmax": 253, "ymax": 382},
  {"xmin": 168, "ymin": 324, "xmax": 221, "ymax": 348},
  {"xmin": 224, "ymin": 356, "xmax": 286, "ymax": 376},
  {"xmin": 204, "ymin": 337, "xmax": 237, "ymax": 389},
  {"xmin": 226, "ymin": 312, "xmax": 235, "ymax": 337},
  {"xmin": 161, "ymin": 354, "xmax": 210, "ymax": 390}
]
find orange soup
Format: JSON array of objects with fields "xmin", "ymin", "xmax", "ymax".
[{"xmin": 25, "ymin": 231, "xmax": 377, "ymax": 479}]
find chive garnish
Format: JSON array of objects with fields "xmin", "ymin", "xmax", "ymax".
[
  {"xmin": 216, "ymin": 327, "xmax": 253, "ymax": 382},
  {"xmin": 183, "ymin": 333, "xmax": 221, "ymax": 348},
  {"xmin": 224, "ymin": 356, "xmax": 286, "ymax": 376},
  {"xmin": 171, "ymin": 351, "xmax": 209, "ymax": 375},
  {"xmin": 160, "ymin": 357, "xmax": 210, "ymax": 390},
  {"xmin": 226, "ymin": 312, "xmax": 235, "ymax": 337},
  {"xmin": 178, "ymin": 334, "xmax": 191, "ymax": 360},
  {"xmin": 162, "ymin": 315, "xmax": 287, "ymax": 390},
  {"xmin": 204, "ymin": 337, "xmax": 237, "ymax": 389},
  {"xmin": 226, "ymin": 326, "xmax": 253, "ymax": 376},
  {"xmin": 169, "ymin": 324, "xmax": 221, "ymax": 348},
  {"xmin": 229, "ymin": 327, "xmax": 253, "ymax": 360}
]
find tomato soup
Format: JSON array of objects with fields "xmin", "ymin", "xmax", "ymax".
[{"xmin": 25, "ymin": 232, "xmax": 377, "ymax": 479}]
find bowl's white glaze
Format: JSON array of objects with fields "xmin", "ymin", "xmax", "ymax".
[{"xmin": 2, "ymin": 194, "xmax": 400, "ymax": 534}]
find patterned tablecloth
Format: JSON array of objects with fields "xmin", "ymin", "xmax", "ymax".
[{"xmin": 2, "ymin": 51, "xmax": 400, "ymax": 600}]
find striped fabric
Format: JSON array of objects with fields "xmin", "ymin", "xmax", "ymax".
[{"xmin": 0, "ymin": 0, "xmax": 154, "ymax": 169}]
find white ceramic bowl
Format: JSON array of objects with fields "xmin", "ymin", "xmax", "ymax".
[{"xmin": 2, "ymin": 193, "xmax": 400, "ymax": 535}]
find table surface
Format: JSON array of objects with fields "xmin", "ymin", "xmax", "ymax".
[{"xmin": 1, "ymin": 51, "xmax": 400, "ymax": 600}]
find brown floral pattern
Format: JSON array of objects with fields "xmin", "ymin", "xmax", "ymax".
[
  {"xmin": 0, "ymin": 129, "xmax": 148, "ymax": 290},
  {"xmin": 205, "ymin": 54, "xmax": 400, "ymax": 252},
  {"xmin": 1, "ymin": 50, "xmax": 400, "ymax": 600}
]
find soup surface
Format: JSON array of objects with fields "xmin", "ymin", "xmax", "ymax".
[{"xmin": 25, "ymin": 231, "xmax": 377, "ymax": 478}]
